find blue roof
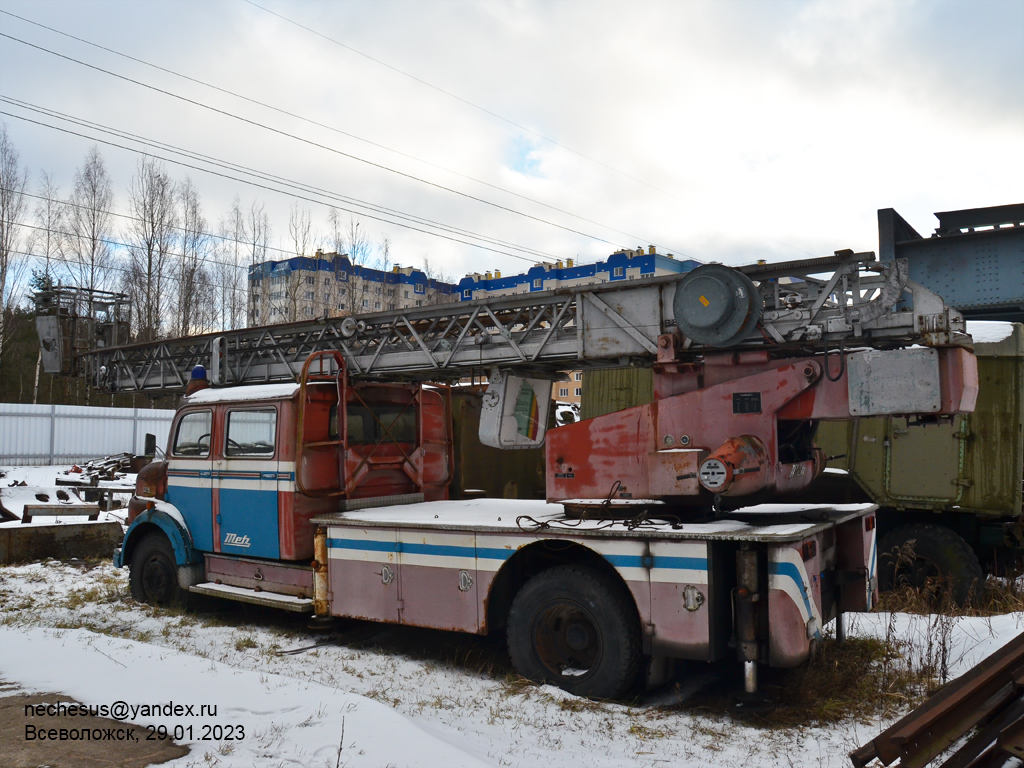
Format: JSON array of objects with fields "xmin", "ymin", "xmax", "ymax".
[{"xmin": 456, "ymin": 252, "xmax": 699, "ymax": 297}]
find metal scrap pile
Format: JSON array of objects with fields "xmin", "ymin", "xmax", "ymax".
[
  {"xmin": 0, "ymin": 455, "xmax": 137, "ymax": 564},
  {"xmin": 851, "ymin": 632, "xmax": 1024, "ymax": 767}
]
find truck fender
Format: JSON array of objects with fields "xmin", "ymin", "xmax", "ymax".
[
  {"xmin": 115, "ymin": 506, "xmax": 201, "ymax": 568},
  {"xmin": 484, "ymin": 539, "xmax": 643, "ymax": 636}
]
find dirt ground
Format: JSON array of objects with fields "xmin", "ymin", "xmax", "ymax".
[{"xmin": 0, "ymin": 682, "xmax": 188, "ymax": 768}]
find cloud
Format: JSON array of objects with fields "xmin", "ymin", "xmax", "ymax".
[{"xmin": 0, "ymin": 0, "xmax": 1020, "ymax": 283}]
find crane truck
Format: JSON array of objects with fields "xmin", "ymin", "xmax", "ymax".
[{"xmin": 45, "ymin": 250, "xmax": 977, "ymax": 700}]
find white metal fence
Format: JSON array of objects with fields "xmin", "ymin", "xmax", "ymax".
[{"xmin": 0, "ymin": 403, "xmax": 175, "ymax": 466}]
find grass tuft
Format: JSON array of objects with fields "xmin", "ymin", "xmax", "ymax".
[
  {"xmin": 675, "ymin": 634, "xmax": 937, "ymax": 728},
  {"xmin": 877, "ymin": 573, "xmax": 1024, "ymax": 617},
  {"xmin": 234, "ymin": 635, "xmax": 259, "ymax": 651}
]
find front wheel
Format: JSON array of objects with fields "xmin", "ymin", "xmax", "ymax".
[
  {"xmin": 506, "ymin": 565, "xmax": 640, "ymax": 699},
  {"xmin": 130, "ymin": 533, "xmax": 190, "ymax": 607}
]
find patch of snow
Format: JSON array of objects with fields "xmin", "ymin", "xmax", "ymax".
[
  {"xmin": 325, "ymin": 498, "xmax": 876, "ymax": 540},
  {"xmin": 0, "ymin": 626, "xmax": 489, "ymax": 768},
  {"xmin": 332, "ymin": 497, "xmax": 559, "ymax": 528},
  {"xmin": 185, "ymin": 383, "xmax": 299, "ymax": 404},
  {"xmin": 846, "ymin": 611, "xmax": 1024, "ymax": 679},
  {"xmin": 967, "ymin": 320, "xmax": 1015, "ymax": 344},
  {"xmin": 561, "ymin": 498, "xmax": 667, "ymax": 505},
  {"xmin": 734, "ymin": 503, "xmax": 874, "ymax": 514},
  {"xmin": 0, "ymin": 464, "xmax": 135, "ymax": 526},
  {"xmin": 193, "ymin": 582, "xmax": 312, "ymax": 606},
  {"xmin": 145, "ymin": 498, "xmax": 191, "ymax": 534}
]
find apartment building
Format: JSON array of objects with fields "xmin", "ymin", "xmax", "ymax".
[
  {"xmin": 248, "ymin": 250, "xmax": 456, "ymax": 324},
  {"xmin": 456, "ymin": 246, "xmax": 701, "ymax": 405},
  {"xmin": 455, "ymin": 246, "xmax": 699, "ymax": 301}
]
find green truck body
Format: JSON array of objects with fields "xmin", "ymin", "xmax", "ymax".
[{"xmin": 816, "ymin": 322, "xmax": 1024, "ymax": 566}]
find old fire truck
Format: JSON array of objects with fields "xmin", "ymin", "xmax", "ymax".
[{"xmin": 66, "ymin": 251, "xmax": 975, "ymax": 700}]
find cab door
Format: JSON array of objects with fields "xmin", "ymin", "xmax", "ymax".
[
  {"xmin": 215, "ymin": 406, "xmax": 281, "ymax": 559},
  {"xmin": 165, "ymin": 408, "xmax": 215, "ymax": 552}
]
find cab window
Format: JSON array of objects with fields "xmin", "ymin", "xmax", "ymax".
[
  {"xmin": 225, "ymin": 409, "xmax": 277, "ymax": 457},
  {"xmin": 172, "ymin": 411, "xmax": 212, "ymax": 457}
]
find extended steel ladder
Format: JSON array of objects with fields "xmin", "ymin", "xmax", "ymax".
[{"xmin": 61, "ymin": 250, "xmax": 966, "ymax": 395}]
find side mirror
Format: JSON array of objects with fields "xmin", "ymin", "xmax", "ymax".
[{"xmin": 478, "ymin": 371, "xmax": 551, "ymax": 449}]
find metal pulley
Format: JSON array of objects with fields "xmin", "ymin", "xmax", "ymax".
[
  {"xmin": 339, "ymin": 316, "xmax": 367, "ymax": 338},
  {"xmin": 673, "ymin": 264, "xmax": 763, "ymax": 347}
]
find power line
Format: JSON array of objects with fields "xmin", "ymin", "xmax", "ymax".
[
  {"xmin": 11, "ymin": 243, "xmax": 240, "ymax": 298},
  {"xmin": 0, "ymin": 7, "xmax": 676, "ymax": 252},
  {"xmin": 14, "ymin": 187, "xmax": 480, "ymax": 289},
  {"xmin": 0, "ymin": 109, "xmax": 562, "ymax": 265},
  {"xmin": 0, "ymin": 31, "xmax": 627, "ymax": 252},
  {"xmin": 242, "ymin": 0, "xmax": 683, "ymax": 201},
  {"xmin": 16, "ymin": 191, "xmax": 256, "ymax": 275},
  {"xmin": 2, "ymin": 95, "xmax": 559, "ymax": 262},
  {"xmin": 15, "ymin": 222, "xmax": 437, "ymax": 303}
]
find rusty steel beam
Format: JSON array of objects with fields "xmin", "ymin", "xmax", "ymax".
[
  {"xmin": 997, "ymin": 714, "xmax": 1024, "ymax": 760},
  {"xmin": 937, "ymin": 696, "xmax": 1024, "ymax": 768},
  {"xmin": 850, "ymin": 632, "xmax": 1024, "ymax": 768}
]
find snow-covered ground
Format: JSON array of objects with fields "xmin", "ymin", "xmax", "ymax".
[
  {"xmin": 1, "ymin": 557, "xmax": 1021, "ymax": 768},
  {"xmin": 2, "ymin": 463, "xmax": 1022, "ymax": 767}
]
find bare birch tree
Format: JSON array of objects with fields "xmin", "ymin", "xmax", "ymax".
[
  {"xmin": 214, "ymin": 196, "xmax": 246, "ymax": 330},
  {"xmin": 327, "ymin": 206, "xmax": 346, "ymax": 255},
  {"xmin": 124, "ymin": 157, "xmax": 176, "ymax": 342},
  {"xmin": 30, "ymin": 171, "xmax": 65, "ymax": 284},
  {"xmin": 344, "ymin": 215, "xmax": 374, "ymax": 313},
  {"xmin": 191, "ymin": 268, "xmax": 219, "ymax": 334},
  {"xmin": 175, "ymin": 177, "xmax": 208, "ymax": 336},
  {"xmin": 65, "ymin": 146, "xmax": 114, "ymax": 294},
  {"xmin": 285, "ymin": 204, "xmax": 314, "ymax": 321},
  {"xmin": 245, "ymin": 200, "xmax": 270, "ymax": 326},
  {"xmin": 29, "ymin": 171, "xmax": 66, "ymax": 402},
  {"xmin": 378, "ymin": 235, "xmax": 395, "ymax": 310},
  {"xmin": 288, "ymin": 204, "xmax": 312, "ymax": 259},
  {"xmin": 0, "ymin": 122, "xmax": 29, "ymax": 375},
  {"xmin": 325, "ymin": 207, "xmax": 349, "ymax": 314}
]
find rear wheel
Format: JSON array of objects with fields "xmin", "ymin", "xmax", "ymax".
[
  {"xmin": 878, "ymin": 524, "xmax": 982, "ymax": 606},
  {"xmin": 507, "ymin": 565, "xmax": 640, "ymax": 699},
  {"xmin": 130, "ymin": 533, "xmax": 189, "ymax": 607}
]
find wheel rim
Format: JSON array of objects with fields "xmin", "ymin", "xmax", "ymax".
[
  {"xmin": 530, "ymin": 599, "xmax": 602, "ymax": 682},
  {"xmin": 141, "ymin": 554, "xmax": 175, "ymax": 603}
]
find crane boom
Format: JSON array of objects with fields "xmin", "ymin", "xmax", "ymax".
[{"xmin": 40, "ymin": 250, "xmax": 968, "ymax": 395}]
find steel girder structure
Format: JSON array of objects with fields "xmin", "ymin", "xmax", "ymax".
[
  {"xmin": 77, "ymin": 252, "xmax": 967, "ymax": 395},
  {"xmin": 85, "ymin": 286, "xmax": 656, "ymax": 394},
  {"xmin": 878, "ymin": 203, "xmax": 1024, "ymax": 323}
]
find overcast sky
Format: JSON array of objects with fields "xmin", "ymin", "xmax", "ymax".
[{"xmin": 1, "ymin": 0, "xmax": 1021, "ymax": 282}]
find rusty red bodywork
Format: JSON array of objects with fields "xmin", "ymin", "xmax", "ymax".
[{"xmin": 548, "ymin": 347, "xmax": 978, "ymax": 503}]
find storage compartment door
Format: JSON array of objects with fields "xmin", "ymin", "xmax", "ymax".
[
  {"xmin": 325, "ymin": 527, "xmax": 400, "ymax": 623},
  {"xmin": 886, "ymin": 417, "xmax": 962, "ymax": 502},
  {"xmin": 398, "ymin": 529, "xmax": 479, "ymax": 632}
]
